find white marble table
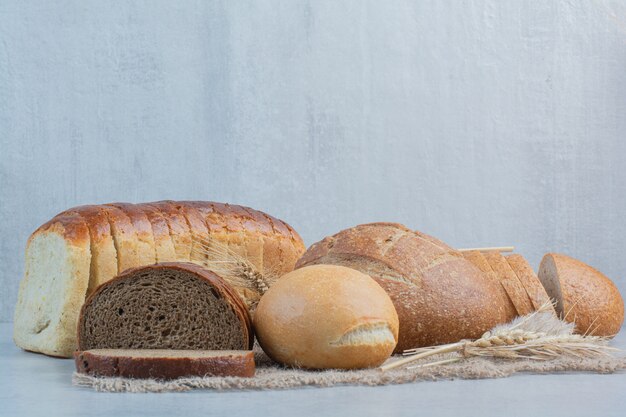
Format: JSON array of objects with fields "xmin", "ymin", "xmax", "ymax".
[{"xmin": 1, "ymin": 323, "xmax": 624, "ymax": 417}]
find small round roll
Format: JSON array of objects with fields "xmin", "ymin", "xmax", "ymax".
[{"xmin": 254, "ymin": 264, "xmax": 399, "ymax": 369}]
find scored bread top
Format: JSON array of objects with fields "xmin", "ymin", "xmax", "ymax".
[
  {"xmin": 295, "ymin": 222, "xmax": 509, "ymax": 351},
  {"xmin": 462, "ymin": 250, "xmax": 518, "ymax": 321}
]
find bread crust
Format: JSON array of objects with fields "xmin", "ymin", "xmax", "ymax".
[
  {"xmin": 63, "ymin": 205, "xmax": 118, "ymax": 294},
  {"xmin": 107, "ymin": 202, "xmax": 156, "ymax": 268},
  {"xmin": 462, "ymin": 250, "xmax": 517, "ymax": 321},
  {"xmin": 254, "ymin": 264, "xmax": 398, "ymax": 369},
  {"xmin": 17, "ymin": 201, "xmax": 304, "ymax": 357},
  {"xmin": 539, "ymin": 253, "xmax": 624, "ymax": 337},
  {"xmin": 74, "ymin": 349, "xmax": 255, "ymax": 379},
  {"xmin": 483, "ymin": 251, "xmax": 534, "ymax": 316},
  {"xmin": 146, "ymin": 201, "xmax": 192, "ymax": 261},
  {"xmin": 77, "ymin": 262, "xmax": 254, "ymax": 350},
  {"xmin": 295, "ymin": 223, "xmax": 509, "ymax": 351},
  {"xmin": 506, "ymin": 254, "xmax": 556, "ymax": 315},
  {"xmin": 135, "ymin": 203, "xmax": 177, "ymax": 262}
]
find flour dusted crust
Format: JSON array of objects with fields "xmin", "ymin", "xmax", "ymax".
[
  {"xmin": 462, "ymin": 250, "xmax": 517, "ymax": 321},
  {"xmin": 295, "ymin": 223, "xmax": 509, "ymax": 352},
  {"xmin": 483, "ymin": 251, "xmax": 534, "ymax": 316},
  {"xmin": 538, "ymin": 253, "xmax": 624, "ymax": 337},
  {"xmin": 14, "ymin": 202, "xmax": 305, "ymax": 357}
]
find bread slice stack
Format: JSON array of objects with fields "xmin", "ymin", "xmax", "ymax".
[{"xmin": 14, "ymin": 201, "xmax": 305, "ymax": 357}]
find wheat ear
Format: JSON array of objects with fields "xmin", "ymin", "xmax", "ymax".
[
  {"xmin": 380, "ymin": 301, "xmax": 620, "ymax": 372},
  {"xmin": 189, "ymin": 232, "xmax": 277, "ymax": 298}
]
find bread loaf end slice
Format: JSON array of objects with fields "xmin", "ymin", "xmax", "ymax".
[
  {"xmin": 75, "ymin": 349, "xmax": 255, "ymax": 379},
  {"xmin": 14, "ymin": 212, "xmax": 91, "ymax": 357},
  {"xmin": 538, "ymin": 253, "xmax": 624, "ymax": 336}
]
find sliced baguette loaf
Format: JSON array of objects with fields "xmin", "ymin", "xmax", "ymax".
[
  {"xmin": 15, "ymin": 201, "xmax": 304, "ymax": 357},
  {"xmin": 538, "ymin": 253, "xmax": 624, "ymax": 337},
  {"xmin": 78, "ymin": 263, "xmax": 253, "ymax": 351},
  {"xmin": 483, "ymin": 251, "xmax": 534, "ymax": 316},
  {"xmin": 462, "ymin": 250, "xmax": 518, "ymax": 321},
  {"xmin": 295, "ymin": 223, "xmax": 509, "ymax": 352},
  {"xmin": 75, "ymin": 349, "xmax": 255, "ymax": 379},
  {"xmin": 506, "ymin": 254, "xmax": 555, "ymax": 315}
]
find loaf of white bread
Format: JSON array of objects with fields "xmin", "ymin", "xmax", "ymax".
[{"xmin": 14, "ymin": 201, "xmax": 305, "ymax": 357}]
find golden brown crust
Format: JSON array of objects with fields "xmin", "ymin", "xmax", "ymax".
[
  {"xmin": 254, "ymin": 265, "xmax": 398, "ymax": 369},
  {"xmin": 462, "ymin": 251, "xmax": 518, "ymax": 321},
  {"xmin": 483, "ymin": 251, "xmax": 534, "ymax": 316},
  {"xmin": 77, "ymin": 262, "xmax": 254, "ymax": 350},
  {"xmin": 134, "ymin": 203, "xmax": 177, "ymax": 262},
  {"xmin": 107, "ymin": 202, "xmax": 156, "ymax": 267},
  {"xmin": 145, "ymin": 201, "xmax": 192, "ymax": 261},
  {"xmin": 539, "ymin": 253, "xmax": 624, "ymax": 337},
  {"xmin": 295, "ymin": 223, "xmax": 509, "ymax": 351},
  {"xmin": 31, "ymin": 211, "xmax": 92, "ymax": 246},
  {"xmin": 74, "ymin": 349, "xmax": 255, "ymax": 379},
  {"xmin": 98, "ymin": 205, "xmax": 140, "ymax": 274},
  {"xmin": 506, "ymin": 254, "xmax": 556, "ymax": 315}
]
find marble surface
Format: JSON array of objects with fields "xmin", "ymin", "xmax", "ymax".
[
  {"xmin": 3, "ymin": 1, "xmax": 626, "ymax": 322},
  {"xmin": 1, "ymin": 323, "xmax": 625, "ymax": 417}
]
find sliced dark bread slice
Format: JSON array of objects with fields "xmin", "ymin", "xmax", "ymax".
[
  {"xmin": 78, "ymin": 263, "xmax": 253, "ymax": 351},
  {"xmin": 506, "ymin": 254, "xmax": 555, "ymax": 315},
  {"xmin": 483, "ymin": 251, "xmax": 534, "ymax": 316},
  {"xmin": 74, "ymin": 349, "xmax": 255, "ymax": 379}
]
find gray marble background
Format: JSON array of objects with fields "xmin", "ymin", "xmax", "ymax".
[{"xmin": 1, "ymin": 1, "xmax": 626, "ymax": 322}]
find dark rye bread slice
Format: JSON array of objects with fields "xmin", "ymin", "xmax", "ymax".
[
  {"xmin": 74, "ymin": 349, "xmax": 255, "ymax": 379},
  {"xmin": 78, "ymin": 263, "xmax": 253, "ymax": 351}
]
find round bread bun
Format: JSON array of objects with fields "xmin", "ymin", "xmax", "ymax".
[
  {"xmin": 253, "ymin": 264, "xmax": 399, "ymax": 369},
  {"xmin": 538, "ymin": 253, "xmax": 624, "ymax": 337}
]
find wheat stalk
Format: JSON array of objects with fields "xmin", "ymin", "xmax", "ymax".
[
  {"xmin": 380, "ymin": 301, "xmax": 620, "ymax": 372},
  {"xmin": 189, "ymin": 232, "xmax": 277, "ymax": 308}
]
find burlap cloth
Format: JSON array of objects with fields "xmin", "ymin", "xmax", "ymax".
[{"xmin": 72, "ymin": 347, "xmax": 626, "ymax": 393}]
